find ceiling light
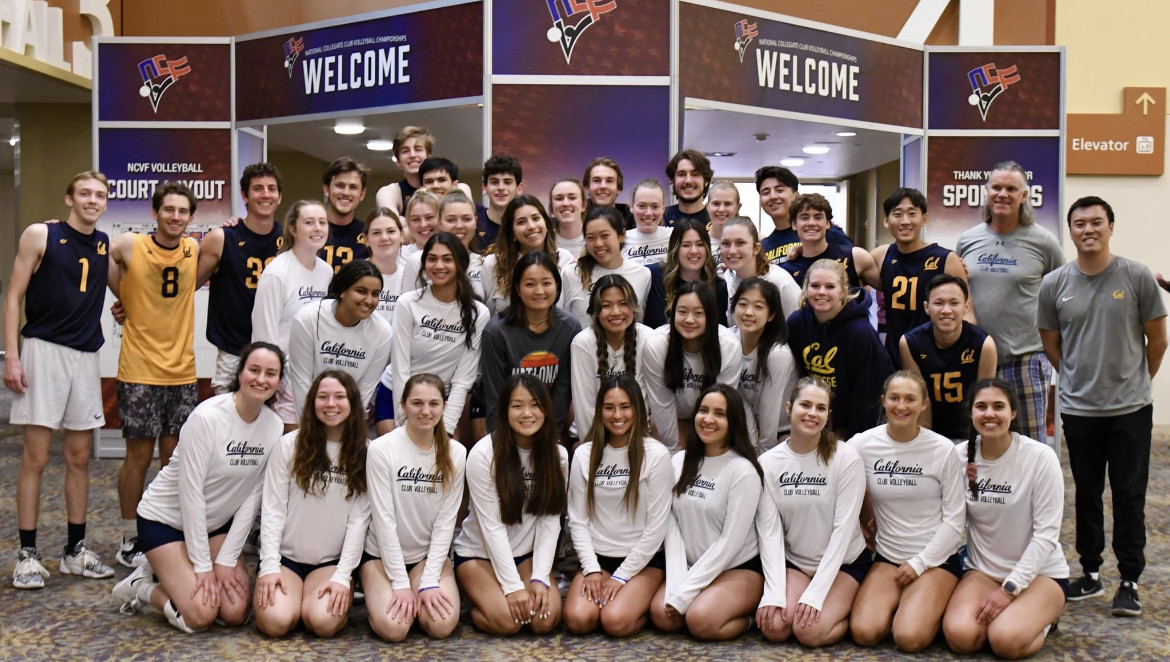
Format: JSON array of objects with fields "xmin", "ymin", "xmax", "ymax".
[
  {"xmin": 780, "ymin": 158, "xmax": 804, "ymax": 167},
  {"xmin": 754, "ymin": 133, "xmax": 769, "ymax": 143},
  {"xmin": 802, "ymin": 145, "xmax": 830, "ymax": 155},
  {"xmin": 367, "ymin": 139, "xmax": 394, "ymax": 151},
  {"xmin": 334, "ymin": 120, "xmax": 365, "ymax": 135},
  {"xmin": 835, "ymin": 131, "xmax": 857, "ymax": 137},
  {"xmin": 8, "ymin": 136, "xmax": 18, "ymax": 147},
  {"xmin": 703, "ymin": 151, "xmax": 736, "ymax": 157}
]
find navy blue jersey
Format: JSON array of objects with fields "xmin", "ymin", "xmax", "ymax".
[
  {"xmin": 397, "ymin": 178, "xmax": 417, "ymax": 203},
  {"xmin": 22, "ymin": 222, "xmax": 109, "ymax": 352},
  {"xmin": 880, "ymin": 243, "xmax": 953, "ymax": 366},
  {"xmin": 642, "ymin": 262, "xmax": 728, "ymax": 329},
  {"xmin": 762, "ymin": 224, "xmax": 852, "ymax": 265},
  {"xmin": 321, "ymin": 219, "xmax": 368, "ymax": 271},
  {"xmin": 662, "ymin": 205, "xmax": 710, "ymax": 228},
  {"xmin": 475, "ymin": 203, "xmax": 500, "ymax": 248},
  {"xmin": 903, "ymin": 320, "xmax": 988, "ymax": 439},
  {"xmin": 206, "ymin": 222, "xmax": 282, "ymax": 355},
  {"xmin": 780, "ymin": 242, "xmax": 859, "ymax": 289}
]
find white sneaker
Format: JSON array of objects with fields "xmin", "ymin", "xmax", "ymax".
[
  {"xmin": 116, "ymin": 537, "xmax": 146, "ymax": 569},
  {"xmin": 60, "ymin": 540, "xmax": 115, "ymax": 579},
  {"xmin": 164, "ymin": 600, "xmax": 205, "ymax": 634},
  {"xmin": 112, "ymin": 563, "xmax": 152, "ymax": 614},
  {"xmin": 13, "ymin": 548, "xmax": 50, "ymax": 590}
]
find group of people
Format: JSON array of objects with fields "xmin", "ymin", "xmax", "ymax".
[{"xmin": 3, "ymin": 125, "xmax": 1165, "ymax": 657}]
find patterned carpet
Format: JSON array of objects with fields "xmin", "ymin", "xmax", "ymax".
[{"xmin": 1, "ymin": 423, "xmax": 1167, "ymax": 661}]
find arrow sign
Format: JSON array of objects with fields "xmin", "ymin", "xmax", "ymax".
[{"xmin": 1136, "ymin": 92, "xmax": 1156, "ymax": 115}]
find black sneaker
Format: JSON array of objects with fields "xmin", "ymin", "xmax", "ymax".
[
  {"xmin": 1067, "ymin": 574, "xmax": 1104, "ymax": 601},
  {"xmin": 1111, "ymin": 580, "xmax": 1142, "ymax": 617}
]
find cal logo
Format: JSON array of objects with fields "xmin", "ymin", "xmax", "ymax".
[
  {"xmin": 924, "ymin": 256, "xmax": 941, "ymax": 271},
  {"xmin": 59, "ymin": 238, "xmax": 68, "ymax": 244},
  {"xmin": 802, "ymin": 342, "xmax": 837, "ymax": 376},
  {"xmin": 1113, "ymin": 289, "xmax": 1126, "ymax": 299},
  {"xmin": 238, "ymin": 241, "xmax": 246, "ymax": 247},
  {"xmin": 357, "ymin": 232, "xmax": 367, "ymax": 245},
  {"xmin": 183, "ymin": 245, "xmax": 193, "ymax": 258},
  {"xmin": 97, "ymin": 241, "xmax": 107, "ymax": 255},
  {"xmin": 960, "ymin": 349, "xmax": 976, "ymax": 364}
]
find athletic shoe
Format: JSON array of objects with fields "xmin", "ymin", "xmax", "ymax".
[
  {"xmin": 13, "ymin": 548, "xmax": 50, "ymax": 590},
  {"xmin": 164, "ymin": 599, "xmax": 204, "ymax": 634},
  {"xmin": 112, "ymin": 563, "xmax": 151, "ymax": 614},
  {"xmin": 116, "ymin": 537, "xmax": 146, "ymax": 569},
  {"xmin": 1111, "ymin": 580, "xmax": 1142, "ymax": 617},
  {"xmin": 60, "ymin": 540, "xmax": 115, "ymax": 579},
  {"xmin": 1066, "ymin": 574, "xmax": 1104, "ymax": 601}
]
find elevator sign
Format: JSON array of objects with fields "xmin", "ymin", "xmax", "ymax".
[{"xmin": 1067, "ymin": 87, "xmax": 1165, "ymax": 176}]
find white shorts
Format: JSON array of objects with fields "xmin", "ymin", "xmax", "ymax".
[
  {"xmin": 9, "ymin": 337, "xmax": 104, "ymax": 430},
  {"xmin": 211, "ymin": 350, "xmax": 240, "ymax": 395},
  {"xmin": 273, "ymin": 382, "xmax": 297, "ymax": 425}
]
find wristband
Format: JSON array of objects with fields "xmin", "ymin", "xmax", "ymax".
[
  {"xmin": 611, "ymin": 575, "xmax": 628, "ymax": 584},
  {"xmin": 583, "ymin": 570, "xmax": 602, "ymax": 577},
  {"xmin": 530, "ymin": 578, "xmax": 550, "ymax": 588},
  {"xmin": 418, "ymin": 586, "xmax": 438, "ymax": 593}
]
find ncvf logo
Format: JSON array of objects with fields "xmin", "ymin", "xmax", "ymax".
[
  {"xmin": 137, "ymin": 54, "xmax": 191, "ymax": 112},
  {"xmin": 545, "ymin": 0, "xmax": 617, "ymax": 64},
  {"xmin": 966, "ymin": 62, "xmax": 1020, "ymax": 121}
]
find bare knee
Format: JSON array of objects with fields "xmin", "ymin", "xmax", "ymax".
[
  {"xmin": 943, "ymin": 616, "xmax": 985, "ymax": 654},
  {"xmin": 255, "ymin": 608, "xmax": 298, "ymax": 637},
  {"xmin": 762, "ymin": 623, "xmax": 793, "ymax": 643},
  {"xmin": 893, "ymin": 624, "xmax": 936, "ymax": 653},
  {"xmin": 564, "ymin": 606, "xmax": 598, "ymax": 635},
  {"xmin": 850, "ymin": 617, "xmax": 888, "ymax": 647},
  {"xmin": 684, "ymin": 608, "xmax": 724, "ymax": 641},
  {"xmin": 181, "ymin": 602, "xmax": 219, "ymax": 632},
  {"xmin": 987, "ymin": 621, "xmax": 1039, "ymax": 659},
  {"xmin": 21, "ymin": 446, "xmax": 49, "ymax": 475},
  {"xmin": 63, "ymin": 446, "xmax": 90, "ymax": 472},
  {"xmin": 420, "ymin": 613, "xmax": 458, "ymax": 640},
  {"xmin": 475, "ymin": 609, "xmax": 522, "ymax": 636},
  {"xmin": 304, "ymin": 612, "xmax": 347, "ymax": 638},
  {"xmin": 794, "ymin": 623, "xmax": 836, "ymax": 648},
  {"xmin": 600, "ymin": 608, "xmax": 642, "ymax": 638},
  {"xmin": 368, "ymin": 612, "xmax": 410, "ymax": 642},
  {"xmin": 217, "ymin": 600, "xmax": 250, "ymax": 628}
]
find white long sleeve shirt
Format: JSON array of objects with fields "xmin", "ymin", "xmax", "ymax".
[
  {"xmin": 389, "ymin": 287, "xmax": 489, "ymax": 434},
  {"xmin": 480, "ymin": 249, "xmax": 576, "ymax": 317},
  {"xmin": 138, "ymin": 394, "xmax": 283, "ymax": 574},
  {"xmin": 287, "ymin": 299, "xmax": 391, "ymax": 419},
  {"xmin": 664, "ymin": 450, "xmax": 764, "ymax": 613},
  {"xmin": 569, "ymin": 324, "xmax": 654, "ymax": 436},
  {"xmin": 758, "ymin": 440, "xmax": 867, "ymax": 611},
  {"xmin": 622, "ymin": 227, "xmax": 672, "ymax": 266},
  {"xmin": 738, "ymin": 338, "xmax": 798, "ymax": 454},
  {"xmin": 453, "ymin": 435, "xmax": 568, "ymax": 595},
  {"xmin": 374, "ymin": 266, "xmax": 407, "ymax": 326},
  {"xmin": 567, "ymin": 439, "xmax": 673, "ymax": 581},
  {"xmin": 364, "ymin": 427, "xmax": 467, "ymax": 591},
  {"xmin": 250, "ymin": 251, "xmax": 333, "ymax": 351},
  {"xmin": 259, "ymin": 432, "xmax": 370, "ymax": 588},
  {"xmin": 398, "ymin": 250, "xmax": 486, "ymax": 301},
  {"xmin": 560, "ymin": 259, "xmax": 653, "ymax": 327},
  {"xmin": 956, "ymin": 433, "xmax": 1069, "ymax": 588},
  {"xmin": 849, "ymin": 425, "xmax": 966, "ymax": 577},
  {"xmin": 643, "ymin": 325, "xmax": 743, "ymax": 451},
  {"xmin": 724, "ymin": 265, "xmax": 802, "ymax": 327}
]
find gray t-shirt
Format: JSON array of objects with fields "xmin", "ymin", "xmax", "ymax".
[
  {"xmin": 480, "ymin": 307, "xmax": 582, "ymax": 432},
  {"xmin": 957, "ymin": 222, "xmax": 1065, "ymax": 363},
  {"xmin": 1037, "ymin": 256, "xmax": 1166, "ymax": 416}
]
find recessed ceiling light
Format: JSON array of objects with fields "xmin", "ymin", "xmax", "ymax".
[
  {"xmin": 334, "ymin": 120, "xmax": 365, "ymax": 135},
  {"xmin": 7, "ymin": 136, "xmax": 17, "ymax": 147},
  {"xmin": 367, "ymin": 139, "xmax": 394, "ymax": 151},
  {"xmin": 802, "ymin": 145, "xmax": 830, "ymax": 155},
  {"xmin": 780, "ymin": 158, "xmax": 804, "ymax": 167},
  {"xmin": 703, "ymin": 151, "xmax": 736, "ymax": 157},
  {"xmin": 835, "ymin": 131, "xmax": 857, "ymax": 137}
]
